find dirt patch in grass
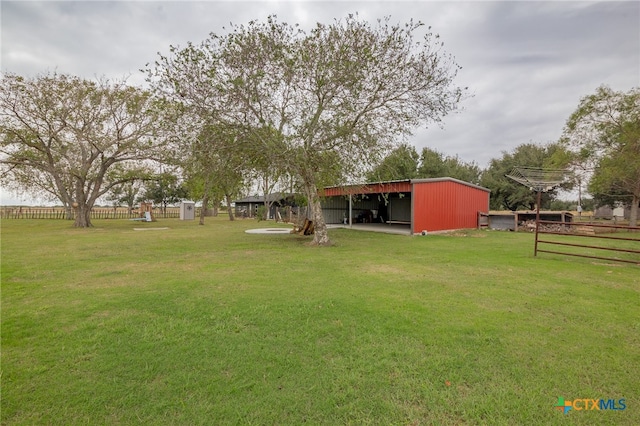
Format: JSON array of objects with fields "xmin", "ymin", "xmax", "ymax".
[
  {"xmin": 363, "ymin": 263, "xmax": 407, "ymax": 275},
  {"xmin": 443, "ymin": 230, "xmax": 487, "ymax": 238}
]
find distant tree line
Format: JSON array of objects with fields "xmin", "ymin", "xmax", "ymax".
[
  {"xmin": 367, "ymin": 85, "xmax": 639, "ymax": 226},
  {"xmin": 1, "ymin": 14, "xmax": 638, "ymax": 235},
  {"xmin": 368, "ymin": 141, "xmax": 564, "ymax": 211},
  {"xmin": 1, "ymin": 15, "xmax": 467, "ymax": 244}
]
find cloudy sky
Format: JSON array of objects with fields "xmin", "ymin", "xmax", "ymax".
[{"xmin": 1, "ymin": 0, "xmax": 639, "ymax": 204}]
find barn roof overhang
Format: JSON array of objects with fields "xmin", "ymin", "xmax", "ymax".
[
  {"xmin": 322, "ymin": 180, "xmax": 411, "ymax": 197},
  {"xmin": 322, "ymin": 177, "xmax": 490, "ymax": 197},
  {"xmin": 410, "ymin": 177, "xmax": 491, "ymax": 193}
]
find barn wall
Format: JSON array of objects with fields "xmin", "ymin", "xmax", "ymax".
[
  {"xmin": 488, "ymin": 214, "xmax": 516, "ymax": 231},
  {"xmin": 389, "ymin": 195, "xmax": 411, "ymax": 222},
  {"xmin": 320, "ymin": 195, "xmax": 382, "ymax": 224},
  {"xmin": 412, "ymin": 181, "xmax": 490, "ymax": 233},
  {"xmin": 320, "ymin": 197, "xmax": 348, "ymax": 224}
]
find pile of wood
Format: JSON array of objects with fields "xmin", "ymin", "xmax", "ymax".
[
  {"xmin": 520, "ymin": 220, "xmax": 572, "ymax": 233},
  {"xmin": 292, "ymin": 219, "xmax": 314, "ymax": 235}
]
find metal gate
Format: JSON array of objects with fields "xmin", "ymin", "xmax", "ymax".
[{"xmin": 535, "ymin": 221, "xmax": 640, "ymax": 265}]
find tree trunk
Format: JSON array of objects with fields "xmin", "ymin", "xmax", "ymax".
[
  {"xmin": 308, "ymin": 186, "xmax": 331, "ymax": 246},
  {"xmin": 64, "ymin": 204, "xmax": 75, "ymax": 220},
  {"xmin": 225, "ymin": 193, "xmax": 235, "ymax": 221},
  {"xmin": 73, "ymin": 181, "xmax": 93, "ymax": 227},
  {"xmin": 263, "ymin": 175, "xmax": 270, "ymax": 220},
  {"xmin": 199, "ymin": 175, "xmax": 215, "ymax": 225},
  {"xmin": 199, "ymin": 192, "xmax": 209, "ymax": 225},
  {"xmin": 73, "ymin": 203, "xmax": 93, "ymax": 227},
  {"xmin": 630, "ymin": 193, "xmax": 639, "ymax": 227}
]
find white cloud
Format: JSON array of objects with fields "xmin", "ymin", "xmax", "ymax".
[{"xmin": 1, "ymin": 0, "xmax": 638, "ymax": 172}]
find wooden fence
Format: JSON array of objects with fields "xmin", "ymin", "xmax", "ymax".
[{"xmin": 0, "ymin": 207, "xmax": 181, "ymax": 220}]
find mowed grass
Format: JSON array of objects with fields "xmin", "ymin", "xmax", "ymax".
[{"xmin": 1, "ymin": 218, "xmax": 639, "ymax": 425}]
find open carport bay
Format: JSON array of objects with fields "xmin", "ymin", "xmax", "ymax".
[{"xmin": 321, "ymin": 191, "xmax": 412, "ymax": 226}]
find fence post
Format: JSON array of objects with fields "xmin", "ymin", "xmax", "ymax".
[{"xmin": 534, "ymin": 191, "xmax": 541, "ymax": 257}]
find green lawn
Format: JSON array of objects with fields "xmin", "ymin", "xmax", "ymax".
[{"xmin": 1, "ymin": 218, "xmax": 638, "ymax": 425}]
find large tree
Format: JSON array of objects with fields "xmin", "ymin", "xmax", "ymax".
[
  {"xmin": 106, "ymin": 181, "xmax": 142, "ymax": 214},
  {"xmin": 184, "ymin": 123, "xmax": 248, "ymax": 224},
  {"xmin": 244, "ymin": 125, "xmax": 290, "ymax": 221},
  {"xmin": 417, "ymin": 147, "xmax": 481, "ymax": 184},
  {"xmin": 560, "ymin": 85, "xmax": 640, "ymax": 226},
  {"xmin": 365, "ymin": 145, "xmax": 481, "ymax": 184},
  {"xmin": 140, "ymin": 171, "xmax": 188, "ymax": 214},
  {"xmin": 0, "ymin": 73, "xmax": 165, "ymax": 227},
  {"xmin": 105, "ymin": 167, "xmax": 151, "ymax": 214},
  {"xmin": 366, "ymin": 143, "xmax": 419, "ymax": 182},
  {"xmin": 148, "ymin": 15, "xmax": 465, "ymax": 245}
]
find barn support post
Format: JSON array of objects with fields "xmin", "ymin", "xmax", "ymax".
[{"xmin": 349, "ymin": 194, "xmax": 353, "ymax": 228}]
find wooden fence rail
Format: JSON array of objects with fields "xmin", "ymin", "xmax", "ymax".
[{"xmin": 0, "ymin": 207, "xmax": 181, "ymax": 220}]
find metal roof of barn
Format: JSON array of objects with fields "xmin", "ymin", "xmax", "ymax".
[
  {"xmin": 322, "ymin": 177, "xmax": 490, "ymax": 197},
  {"xmin": 322, "ymin": 180, "xmax": 412, "ymax": 196},
  {"xmin": 410, "ymin": 177, "xmax": 491, "ymax": 193}
]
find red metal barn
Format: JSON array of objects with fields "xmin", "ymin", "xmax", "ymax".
[
  {"xmin": 321, "ymin": 178, "xmax": 490, "ymax": 234},
  {"xmin": 411, "ymin": 178, "xmax": 490, "ymax": 233}
]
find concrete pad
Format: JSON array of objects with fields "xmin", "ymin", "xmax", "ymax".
[
  {"xmin": 245, "ymin": 228, "xmax": 292, "ymax": 234},
  {"xmin": 133, "ymin": 227, "xmax": 170, "ymax": 231},
  {"xmin": 327, "ymin": 223, "xmax": 412, "ymax": 235}
]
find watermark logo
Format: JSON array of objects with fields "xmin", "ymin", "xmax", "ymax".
[
  {"xmin": 555, "ymin": 397, "xmax": 572, "ymax": 414},
  {"xmin": 555, "ymin": 397, "xmax": 626, "ymax": 414}
]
